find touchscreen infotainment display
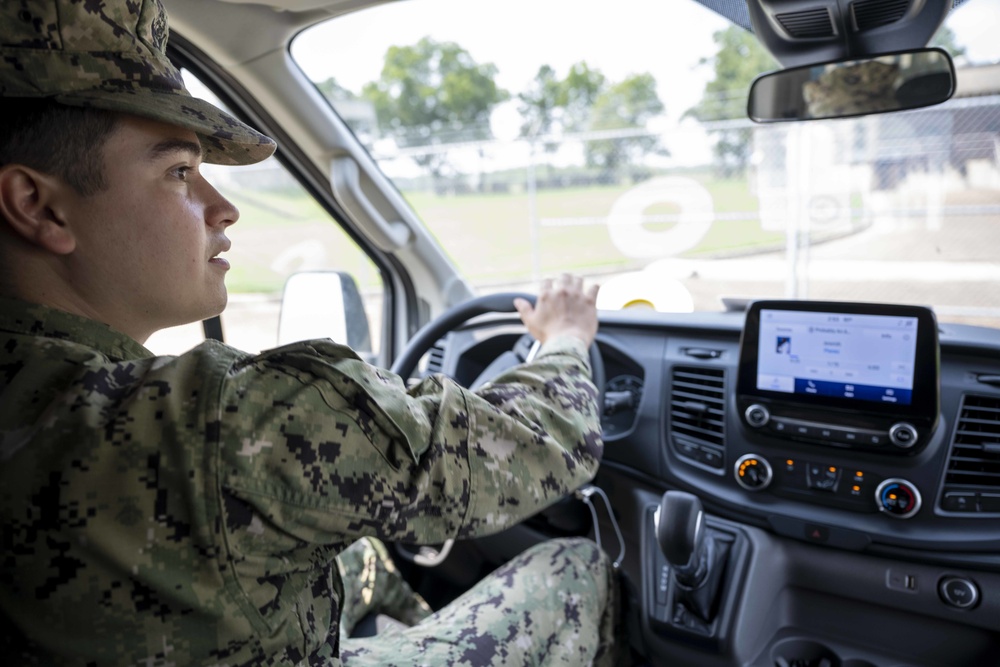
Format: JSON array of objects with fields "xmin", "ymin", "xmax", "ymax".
[
  {"xmin": 737, "ymin": 299, "xmax": 940, "ymax": 423},
  {"xmin": 756, "ymin": 309, "xmax": 918, "ymax": 406}
]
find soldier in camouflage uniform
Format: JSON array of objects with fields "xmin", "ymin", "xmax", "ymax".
[{"xmin": 0, "ymin": 1, "xmax": 620, "ymax": 665}]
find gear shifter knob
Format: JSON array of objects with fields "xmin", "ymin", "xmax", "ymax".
[{"xmin": 657, "ymin": 491, "xmax": 707, "ymax": 584}]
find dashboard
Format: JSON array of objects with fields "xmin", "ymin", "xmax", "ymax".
[{"xmin": 431, "ymin": 300, "xmax": 1000, "ymax": 667}]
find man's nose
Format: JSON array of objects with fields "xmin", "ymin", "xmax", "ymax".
[{"xmin": 203, "ymin": 179, "xmax": 239, "ymax": 227}]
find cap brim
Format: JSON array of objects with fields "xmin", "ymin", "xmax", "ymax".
[{"xmin": 54, "ymin": 89, "xmax": 277, "ymax": 166}]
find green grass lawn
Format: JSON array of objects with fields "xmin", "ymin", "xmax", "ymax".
[
  {"xmin": 220, "ymin": 186, "xmax": 384, "ymax": 294},
  {"xmin": 220, "ymin": 175, "xmax": 783, "ymax": 293},
  {"xmin": 400, "ymin": 177, "xmax": 781, "ymax": 283}
]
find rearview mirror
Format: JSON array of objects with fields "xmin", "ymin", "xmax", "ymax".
[{"xmin": 748, "ymin": 48, "xmax": 955, "ymax": 122}]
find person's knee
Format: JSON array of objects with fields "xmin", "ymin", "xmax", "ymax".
[
  {"xmin": 521, "ymin": 538, "xmax": 613, "ymax": 603},
  {"xmin": 555, "ymin": 536, "xmax": 610, "ymax": 565},
  {"xmin": 535, "ymin": 536, "xmax": 611, "ymax": 572}
]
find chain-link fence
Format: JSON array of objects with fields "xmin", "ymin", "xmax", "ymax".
[{"xmin": 354, "ymin": 90, "xmax": 1000, "ymax": 323}]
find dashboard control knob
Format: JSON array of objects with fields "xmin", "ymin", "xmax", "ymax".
[
  {"xmin": 735, "ymin": 454, "xmax": 773, "ymax": 491},
  {"xmin": 745, "ymin": 404, "xmax": 770, "ymax": 428},
  {"xmin": 875, "ymin": 478, "xmax": 922, "ymax": 519},
  {"xmin": 889, "ymin": 422, "xmax": 919, "ymax": 449},
  {"xmin": 939, "ymin": 576, "xmax": 980, "ymax": 609}
]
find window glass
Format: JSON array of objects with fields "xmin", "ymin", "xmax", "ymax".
[
  {"xmin": 291, "ymin": 0, "xmax": 1000, "ymax": 328},
  {"xmin": 145, "ymin": 71, "xmax": 384, "ymax": 356}
]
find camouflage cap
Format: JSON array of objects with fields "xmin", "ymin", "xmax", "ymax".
[{"xmin": 0, "ymin": 0, "xmax": 276, "ymax": 166}]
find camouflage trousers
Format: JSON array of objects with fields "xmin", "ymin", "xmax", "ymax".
[{"xmin": 337, "ymin": 537, "xmax": 620, "ymax": 666}]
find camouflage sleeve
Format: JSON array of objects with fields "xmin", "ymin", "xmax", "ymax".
[
  {"xmin": 461, "ymin": 335, "xmax": 602, "ymax": 534},
  {"xmin": 217, "ymin": 335, "xmax": 602, "ymax": 549}
]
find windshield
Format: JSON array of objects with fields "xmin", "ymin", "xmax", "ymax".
[{"xmin": 291, "ymin": 0, "xmax": 1000, "ymax": 327}]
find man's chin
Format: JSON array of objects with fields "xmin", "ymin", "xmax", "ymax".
[
  {"xmin": 211, "ymin": 283, "xmax": 228, "ymax": 314},
  {"xmin": 189, "ymin": 293, "xmax": 228, "ymax": 328}
]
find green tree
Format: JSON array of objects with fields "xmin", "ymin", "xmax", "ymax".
[
  {"xmin": 517, "ymin": 61, "xmax": 606, "ymax": 138},
  {"xmin": 516, "ymin": 62, "xmax": 602, "ymax": 179},
  {"xmin": 315, "ymin": 77, "xmax": 380, "ymax": 147},
  {"xmin": 586, "ymin": 73, "xmax": 667, "ymax": 180},
  {"xmin": 517, "ymin": 65, "xmax": 562, "ymax": 139},
  {"xmin": 362, "ymin": 37, "xmax": 508, "ymax": 178},
  {"xmin": 686, "ymin": 26, "xmax": 778, "ymax": 177},
  {"xmin": 518, "ymin": 62, "xmax": 665, "ymax": 182},
  {"xmin": 558, "ymin": 61, "xmax": 606, "ymax": 133},
  {"xmin": 316, "ymin": 76, "xmax": 356, "ymax": 102}
]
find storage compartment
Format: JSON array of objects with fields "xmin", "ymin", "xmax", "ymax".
[
  {"xmin": 771, "ymin": 638, "xmax": 838, "ymax": 667},
  {"xmin": 751, "ymin": 589, "xmax": 1000, "ymax": 667}
]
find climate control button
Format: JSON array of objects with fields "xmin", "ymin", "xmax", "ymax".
[
  {"xmin": 875, "ymin": 478, "xmax": 922, "ymax": 519},
  {"xmin": 735, "ymin": 454, "xmax": 773, "ymax": 491}
]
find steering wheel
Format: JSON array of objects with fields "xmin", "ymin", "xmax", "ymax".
[{"xmin": 389, "ymin": 292, "xmax": 605, "ymax": 567}]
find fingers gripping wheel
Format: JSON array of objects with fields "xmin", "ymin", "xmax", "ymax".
[
  {"xmin": 390, "ymin": 292, "xmax": 605, "ymax": 567},
  {"xmin": 390, "ymin": 292, "xmax": 536, "ymax": 380},
  {"xmin": 391, "ymin": 292, "xmax": 603, "ymax": 386}
]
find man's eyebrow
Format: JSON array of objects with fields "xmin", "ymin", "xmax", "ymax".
[{"xmin": 147, "ymin": 138, "xmax": 204, "ymax": 161}]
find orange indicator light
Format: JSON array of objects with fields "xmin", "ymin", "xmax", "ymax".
[
  {"xmin": 856, "ymin": 471, "xmax": 864, "ymax": 478},
  {"xmin": 828, "ymin": 466, "xmax": 836, "ymax": 473},
  {"xmin": 853, "ymin": 485, "xmax": 861, "ymax": 492}
]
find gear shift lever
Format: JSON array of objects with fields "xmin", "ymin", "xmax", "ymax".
[
  {"xmin": 656, "ymin": 490, "xmax": 729, "ymax": 623},
  {"xmin": 657, "ymin": 491, "xmax": 708, "ymax": 587}
]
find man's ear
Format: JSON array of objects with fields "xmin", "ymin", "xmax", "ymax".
[{"xmin": 0, "ymin": 165, "xmax": 76, "ymax": 255}]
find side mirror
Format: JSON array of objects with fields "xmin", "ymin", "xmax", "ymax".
[
  {"xmin": 748, "ymin": 48, "xmax": 955, "ymax": 122},
  {"xmin": 278, "ymin": 271, "xmax": 373, "ymax": 354}
]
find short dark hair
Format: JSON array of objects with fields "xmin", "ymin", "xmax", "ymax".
[{"xmin": 0, "ymin": 99, "xmax": 120, "ymax": 196}]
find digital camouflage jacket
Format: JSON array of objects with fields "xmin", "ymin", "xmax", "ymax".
[{"xmin": 0, "ymin": 298, "xmax": 603, "ymax": 666}]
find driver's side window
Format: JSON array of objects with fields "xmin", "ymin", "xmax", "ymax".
[{"xmin": 145, "ymin": 70, "xmax": 384, "ymax": 358}]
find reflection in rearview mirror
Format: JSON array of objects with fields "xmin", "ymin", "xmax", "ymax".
[{"xmin": 748, "ymin": 48, "xmax": 955, "ymax": 123}]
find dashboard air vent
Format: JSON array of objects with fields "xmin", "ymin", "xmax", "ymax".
[
  {"xmin": 775, "ymin": 8, "xmax": 835, "ymax": 38},
  {"xmin": 425, "ymin": 339, "xmax": 447, "ymax": 374},
  {"xmin": 669, "ymin": 366, "xmax": 726, "ymax": 471},
  {"xmin": 940, "ymin": 394, "xmax": 1000, "ymax": 514},
  {"xmin": 852, "ymin": 0, "xmax": 909, "ymax": 31}
]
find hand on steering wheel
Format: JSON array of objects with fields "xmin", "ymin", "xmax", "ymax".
[
  {"xmin": 512, "ymin": 274, "xmax": 600, "ymax": 349},
  {"xmin": 389, "ymin": 290, "xmax": 605, "ymax": 567}
]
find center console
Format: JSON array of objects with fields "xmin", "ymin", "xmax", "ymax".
[
  {"xmin": 736, "ymin": 300, "xmax": 939, "ymax": 452},
  {"xmin": 592, "ymin": 299, "xmax": 1000, "ymax": 666},
  {"xmin": 732, "ymin": 300, "xmax": 940, "ymax": 518}
]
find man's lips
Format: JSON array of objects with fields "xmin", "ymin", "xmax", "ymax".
[{"xmin": 210, "ymin": 240, "xmax": 232, "ymax": 269}]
